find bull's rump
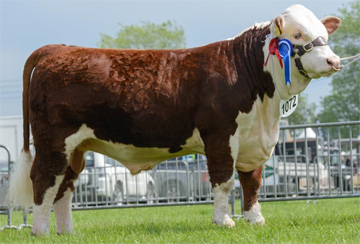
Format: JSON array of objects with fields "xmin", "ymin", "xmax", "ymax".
[{"xmin": 28, "ymin": 45, "xmax": 207, "ymax": 153}]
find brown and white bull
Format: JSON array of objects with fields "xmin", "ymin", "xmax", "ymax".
[{"xmin": 8, "ymin": 5, "xmax": 341, "ymax": 235}]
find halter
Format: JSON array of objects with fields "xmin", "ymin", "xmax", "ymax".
[
  {"xmin": 292, "ymin": 36, "xmax": 328, "ymax": 79},
  {"xmin": 264, "ymin": 36, "xmax": 330, "ymax": 83}
]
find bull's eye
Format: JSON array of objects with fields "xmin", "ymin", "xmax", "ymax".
[{"xmin": 294, "ymin": 33, "xmax": 302, "ymax": 39}]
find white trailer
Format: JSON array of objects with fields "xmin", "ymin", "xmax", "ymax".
[{"xmin": 0, "ymin": 116, "xmax": 23, "ymax": 162}]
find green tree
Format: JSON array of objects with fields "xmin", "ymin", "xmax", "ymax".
[
  {"xmin": 288, "ymin": 94, "xmax": 317, "ymax": 125},
  {"xmin": 98, "ymin": 20, "xmax": 186, "ymax": 49},
  {"xmin": 318, "ymin": 0, "xmax": 360, "ymax": 137}
]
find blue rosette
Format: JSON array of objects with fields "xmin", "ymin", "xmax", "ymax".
[{"xmin": 278, "ymin": 39, "xmax": 293, "ymax": 86}]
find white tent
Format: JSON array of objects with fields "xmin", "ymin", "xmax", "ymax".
[{"xmin": 298, "ymin": 128, "xmax": 317, "ymax": 139}]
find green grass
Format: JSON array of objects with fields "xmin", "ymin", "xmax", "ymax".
[{"xmin": 1, "ymin": 198, "xmax": 359, "ymax": 243}]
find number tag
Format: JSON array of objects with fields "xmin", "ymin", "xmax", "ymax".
[{"xmin": 280, "ymin": 94, "xmax": 298, "ymax": 118}]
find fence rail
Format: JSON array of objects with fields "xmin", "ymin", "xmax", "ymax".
[
  {"xmin": 1, "ymin": 121, "xmax": 360, "ymax": 230},
  {"xmin": 70, "ymin": 153, "xmax": 213, "ymax": 209},
  {"xmin": 257, "ymin": 121, "xmax": 360, "ymax": 202}
]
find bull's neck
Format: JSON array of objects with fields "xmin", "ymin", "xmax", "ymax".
[{"xmin": 233, "ymin": 24, "xmax": 275, "ymax": 103}]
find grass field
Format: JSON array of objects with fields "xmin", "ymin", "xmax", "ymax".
[{"xmin": 0, "ymin": 198, "xmax": 359, "ymax": 243}]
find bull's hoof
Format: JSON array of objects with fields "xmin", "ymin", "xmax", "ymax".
[
  {"xmin": 30, "ymin": 230, "xmax": 49, "ymax": 237},
  {"xmin": 213, "ymin": 214, "xmax": 236, "ymax": 228},
  {"xmin": 57, "ymin": 229, "xmax": 75, "ymax": 235},
  {"xmin": 244, "ymin": 202, "xmax": 265, "ymax": 225},
  {"xmin": 245, "ymin": 213, "xmax": 265, "ymax": 225},
  {"xmin": 30, "ymin": 226, "xmax": 50, "ymax": 237}
]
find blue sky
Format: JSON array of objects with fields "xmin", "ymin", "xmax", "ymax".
[{"xmin": 0, "ymin": 0, "xmax": 354, "ymax": 117}]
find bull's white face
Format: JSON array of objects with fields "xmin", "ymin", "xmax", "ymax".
[{"xmin": 264, "ymin": 4, "xmax": 341, "ymax": 100}]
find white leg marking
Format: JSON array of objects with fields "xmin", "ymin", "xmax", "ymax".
[
  {"xmin": 54, "ymin": 188, "xmax": 74, "ymax": 234},
  {"xmin": 211, "ymin": 127, "xmax": 239, "ymax": 228},
  {"xmin": 213, "ymin": 177, "xmax": 235, "ymax": 227},
  {"xmin": 244, "ymin": 201, "xmax": 265, "ymax": 225},
  {"xmin": 32, "ymin": 175, "xmax": 64, "ymax": 236}
]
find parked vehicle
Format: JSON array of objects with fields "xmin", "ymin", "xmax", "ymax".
[
  {"xmin": 74, "ymin": 152, "xmax": 155, "ymax": 205},
  {"xmin": 276, "ymin": 155, "xmax": 332, "ymax": 194},
  {"xmin": 235, "ymin": 156, "xmax": 331, "ymax": 198},
  {"xmin": 151, "ymin": 154, "xmax": 212, "ymax": 202},
  {"xmin": 272, "ymin": 138, "xmax": 334, "ymax": 195},
  {"xmin": 321, "ymin": 148, "xmax": 354, "ymax": 191}
]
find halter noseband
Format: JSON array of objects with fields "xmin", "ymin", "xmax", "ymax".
[{"xmin": 292, "ymin": 36, "xmax": 328, "ymax": 79}]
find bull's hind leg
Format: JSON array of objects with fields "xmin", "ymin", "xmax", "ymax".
[
  {"xmin": 30, "ymin": 150, "xmax": 67, "ymax": 236},
  {"xmin": 237, "ymin": 166, "xmax": 265, "ymax": 225},
  {"xmin": 203, "ymin": 134, "xmax": 235, "ymax": 227},
  {"xmin": 53, "ymin": 168, "xmax": 76, "ymax": 235},
  {"xmin": 54, "ymin": 148, "xmax": 85, "ymax": 235}
]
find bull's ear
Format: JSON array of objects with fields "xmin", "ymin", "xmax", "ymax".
[
  {"xmin": 270, "ymin": 15, "xmax": 285, "ymax": 36},
  {"xmin": 272, "ymin": 15, "xmax": 284, "ymax": 35},
  {"xmin": 321, "ymin": 16, "xmax": 341, "ymax": 35}
]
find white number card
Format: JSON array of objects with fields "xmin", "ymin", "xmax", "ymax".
[{"xmin": 280, "ymin": 94, "xmax": 298, "ymax": 118}]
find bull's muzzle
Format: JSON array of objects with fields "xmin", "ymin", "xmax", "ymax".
[{"xmin": 327, "ymin": 56, "xmax": 343, "ymax": 71}]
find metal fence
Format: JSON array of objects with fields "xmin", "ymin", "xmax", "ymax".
[
  {"xmin": 256, "ymin": 121, "xmax": 360, "ymax": 202},
  {"xmin": 71, "ymin": 153, "xmax": 213, "ymax": 209},
  {"xmin": 0, "ymin": 145, "xmax": 20, "ymax": 230},
  {"xmin": 1, "ymin": 121, "xmax": 360, "ymax": 230}
]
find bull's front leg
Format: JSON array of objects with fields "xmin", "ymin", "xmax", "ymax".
[
  {"xmin": 237, "ymin": 166, "xmax": 265, "ymax": 225},
  {"xmin": 212, "ymin": 174, "xmax": 235, "ymax": 227},
  {"xmin": 203, "ymin": 134, "xmax": 236, "ymax": 227}
]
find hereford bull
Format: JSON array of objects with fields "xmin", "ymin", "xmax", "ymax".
[{"xmin": 8, "ymin": 4, "xmax": 341, "ymax": 235}]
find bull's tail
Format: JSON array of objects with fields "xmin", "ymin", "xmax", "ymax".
[
  {"xmin": 7, "ymin": 151, "xmax": 34, "ymax": 208},
  {"xmin": 7, "ymin": 48, "xmax": 48, "ymax": 208},
  {"xmin": 22, "ymin": 49, "xmax": 41, "ymax": 153},
  {"xmin": 7, "ymin": 50, "xmax": 42, "ymax": 208}
]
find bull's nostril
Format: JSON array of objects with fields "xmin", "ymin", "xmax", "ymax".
[
  {"xmin": 327, "ymin": 57, "xmax": 342, "ymax": 71},
  {"xmin": 327, "ymin": 58, "xmax": 334, "ymax": 67}
]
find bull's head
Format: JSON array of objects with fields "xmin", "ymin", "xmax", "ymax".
[{"xmin": 264, "ymin": 4, "xmax": 342, "ymax": 99}]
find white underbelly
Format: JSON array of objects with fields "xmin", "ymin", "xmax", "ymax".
[
  {"xmin": 64, "ymin": 124, "xmax": 205, "ymax": 174},
  {"xmin": 90, "ymin": 141, "xmax": 198, "ymax": 174}
]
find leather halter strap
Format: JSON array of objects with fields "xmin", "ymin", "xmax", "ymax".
[
  {"xmin": 293, "ymin": 36, "xmax": 328, "ymax": 56},
  {"xmin": 292, "ymin": 37, "xmax": 328, "ymax": 79}
]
